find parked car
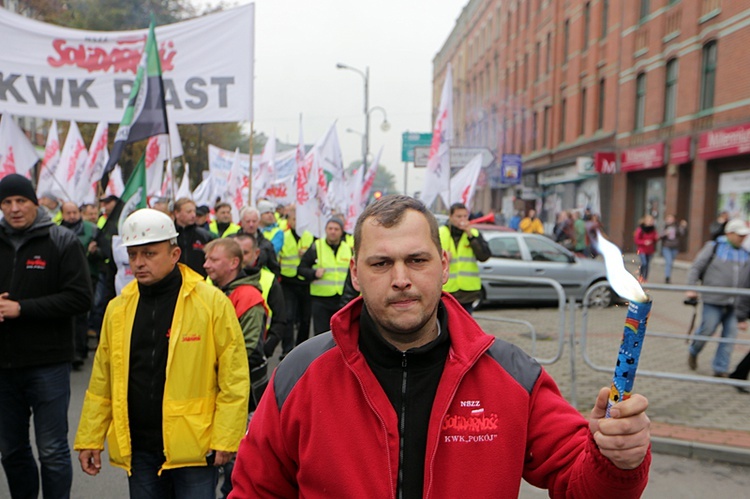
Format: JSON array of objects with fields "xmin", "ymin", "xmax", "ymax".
[{"xmin": 473, "ymin": 225, "xmax": 614, "ymax": 308}]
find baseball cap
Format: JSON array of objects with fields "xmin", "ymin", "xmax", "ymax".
[
  {"xmin": 195, "ymin": 205, "xmax": 210, "ymax": 216},
  {"xmin": 725, "ymin": 218, "xmax": 750, "ymax": 236}
]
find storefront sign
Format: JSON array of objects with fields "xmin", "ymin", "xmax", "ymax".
[
  {"xmin": 500, "ymin": 153, "xmax": 522, "ymax": 185},
  {"xmin": 670, "ymin": 136, "xmax": 692, "ymax": 164},
  {"xmin": 620, "ymin": 142, "xmax": 665, "ymax": 172},
  {"xmin": 698, "ymin": 123, "xmax": 750, "ymax": 160},
  {"xmin": 576, "ymin": 156, "xmax": 595, "ymax": 175},
  {"xmin": 594, "ymin": 152, "xmax": 617, "ymax": 174}
]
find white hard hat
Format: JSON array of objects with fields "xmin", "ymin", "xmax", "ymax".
[{"xmin": 120, "ymin": 208, "xmax": 179, "ymax": 247}]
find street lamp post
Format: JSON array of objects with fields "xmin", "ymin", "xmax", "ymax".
[{"xmin": 336, "ymin": 63, "xmax": 369, "ymax": 168}]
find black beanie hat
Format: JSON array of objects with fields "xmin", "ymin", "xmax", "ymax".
[{"xmin": 0, "ymin": 174, "xmax": 38, "ymax": 205}]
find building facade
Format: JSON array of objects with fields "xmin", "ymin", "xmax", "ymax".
[{"xmin": 434, "ymin": 0, "xmax": 750, "ymax": 256}]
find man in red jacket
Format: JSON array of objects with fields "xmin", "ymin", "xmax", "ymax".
[{"xmin": 229, "ymin": 195, "xmax": 651, "ymax": 498}]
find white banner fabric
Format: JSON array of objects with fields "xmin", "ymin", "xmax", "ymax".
[{"xmin": 0, "ymin": 4, "xmax": 254, "ymax": 123}]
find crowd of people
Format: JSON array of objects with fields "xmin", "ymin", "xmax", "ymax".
[{"xmin": 0, "ymin": 172, "xmax": 654, "ymax": 498}]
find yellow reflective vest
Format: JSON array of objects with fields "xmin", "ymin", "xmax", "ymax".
[
  {"xmin": 439, "ymin": 225, "xmax": 482, "ymax": 293},
  {"xmin": 208, "ymin": 220, "xmax": 241, "ymax": 238},
  {"xmin": 310, "ymin": 239, "xmax": 352, "ymax": 297},
  {"xmin": 278, "ymin": 230, "xmax": 314, "ymax": 279},
  {"xmin": 74, "ymin": 264, "xmax": 249, "ymax": 474}
]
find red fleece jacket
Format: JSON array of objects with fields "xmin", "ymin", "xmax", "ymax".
[{"xmin": 229, "ymin": 294, "xmax": 650, "ymax": 498}]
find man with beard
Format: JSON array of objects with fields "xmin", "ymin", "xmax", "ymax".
[{"xmin": 230, "ymin": 195, "xmax": 651, "ymax": 498}]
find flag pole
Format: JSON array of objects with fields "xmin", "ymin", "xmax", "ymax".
[{"xmin": 247, "ymin": 121, "xmax": 254, "ymax": 207}]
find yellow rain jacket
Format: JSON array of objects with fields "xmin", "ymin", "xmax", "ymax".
[{"xmin": 74, "ymin": 264, "xmax": 249, "ymax": 474}]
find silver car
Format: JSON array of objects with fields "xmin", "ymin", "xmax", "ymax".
[{"xmin": 474, "ymin": 226, "xmax": 614, "ymax": 308}]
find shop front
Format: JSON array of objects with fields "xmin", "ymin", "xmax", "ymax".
[
  {"xmin": 698, "ymin": 122, "xmax": 750, "ymax": 221},
  {"xmin": 537, "ymin": 157, "xmax": 600, "ymax": 233},
  {"xmin": 620, "ymin": 142, "xmax": 666, "ymax": 250}
]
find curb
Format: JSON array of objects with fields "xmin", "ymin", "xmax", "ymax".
[{"xmin": 651, "ymin": 437, "xmax": 750, "ymax": 466}]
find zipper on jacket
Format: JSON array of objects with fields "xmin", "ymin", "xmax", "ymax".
[
  {"xmin": 398, "ymin": 352, "xmax": 408, "ymax": 499},
  {"xmin": 150, "ymin": 300, "xmax": 158, "ymax": 402}
]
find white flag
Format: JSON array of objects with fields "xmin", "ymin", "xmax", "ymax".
[
  {"xmin": 176, "ymin": 163, "xmax": 192, "ymax": 200},
  {"xmin": 421, "ymin": 63, "xmax": 453, "ymax": 209},
  {"xmin": 36, "ymin": 120, "xmax": 62, "ymax": 194},
  {"xmin": 160, "ymin": 160, "xmax": 173, "ymax": 199},
  {"xmin": 260, "ymin": 174, "xmax": 295, "ymax": 207},
  {"xmin": 0, "ymin": 115, "xmax": 40, "ymax": 179},
  {"xmin": 225, "ymin": 148, "xmax": 246, "ymax": 222},
  {"xmin": 252, "ymin": 130, "xmax": 276, "ymax": 205},
  {"xmin": 315, "ymin": 123, "xmax": 345, "ymax": 212},
  {"xmin": 54, "ymin": 121, "xmax": 88, "ymax": 201},
  {"xmin": 145, "ymin": 119, "xmax": 183, "ymax": 197},
  {"xmin": 192, "ymin": 172, "xmax": 217, "ymax": 208},
  {"xmin": 449, "ymin": 153, "xmax": 483, "ymax": 210},
  {"xmin": 343, "ymin": 167, "xmax": 363, "ymax": 233},
  {"xmin": 105, "ymin": 164, "xmax": 125, "ymax": 198},
  {"xmin": 76, "ymin": 121, "xmax": 110, "ymax": 204}
]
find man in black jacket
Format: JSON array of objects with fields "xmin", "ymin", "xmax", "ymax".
[
  {"xmin": 173, "ymin": 197, "xmax": 215, "ymax": 277},
  {"xmin": 0, "ymin": 174, "xmax": 92, "ymax": 499}
]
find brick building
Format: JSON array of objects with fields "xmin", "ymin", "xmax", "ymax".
[{"xmin": 434, "ymin": 0, "xmax": 750, "ymax": 256}]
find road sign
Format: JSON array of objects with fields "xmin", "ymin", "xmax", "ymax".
[
  {"xmin": 413, "ymin": 146, "xmax": 495, "ymax": 168},
  {"xmin": 402, "ymin": 132, "xmax": 433, "ymax": 162}
]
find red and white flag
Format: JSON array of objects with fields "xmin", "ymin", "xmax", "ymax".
[
  {"xmin": 146, "ymin": 120, "xmax": 184, "ymax": 197},
  {"xmin": 252, "ymin": 130, "xmax": 276, "ymax": 205},
  {"xmin": 54, "ymin": 121, "xmax": 88, "ymax": 200},
  {"xmin": 104, "ymin": 164, "xmax": 125, "ymax": 198},
  {"xmin": 225, "ymin": 148, "xmax": 246, "ymax": 221},
  {"xmin": 361, "ymin": 146, "xmax": 382, "ymax": 203},
  {"xmin": 0, "ymin": 114, "xmax": 40, "ymax": 179},
  {"xmin": 36, "ymin": 120, "xmax": 61, "ymax": 195},
  {"xmin": 449, "ymin": 153, "xmax": 483, "ymax": 210},
  {"xmin": 343, "ymin": 167, "xmax": 363, "ymax": 233},
  {"xmin": 76, "ymin": 121, "xmax": 109, "ymax": 204},
  {"xmin": 296, "ymin": 123, "xmax": 331, "ymax": 238},
  {"xmin": 420, "ymin": 63, "xmax": 453, "ymax": 208},
  {"xmin": 260, "ymin": 174, "xmax": 295, "ymax": 207}
]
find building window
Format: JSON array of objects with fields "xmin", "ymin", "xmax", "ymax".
[
  {"xmin": 532, "ymin": 111, "xmax": 538, "ymax": 150},
  {"xmin": 640, "ymin": 0, "xmax": 649, "ymax": 21},
  {"xmin": 535, "ymin": 41, "xmax": 541, "ymax": 81},
  {"xmin": 563, "ymin": 19, "xmax": 570, "ymax": 63},
  {"xmin": 583, "ymin": 2, "xmax": 591, "ymax": 50},
  {"xmin": 560, "ymin": 97, "xmax": 567, "ymax": 144},
  {"xmin": 524, "ymin": 53, "xmax": 529, "ymax": 88},
  {"xmin": 580, "ymin": 83, "xmax": 587, "ymax": 136},
  {"xmin": 521, "ymin": 113, "xmax": 526, "ymax": 154},
  {"xmin": 663, "ymin": 58, "xmax": 678, "ymax": 123},
  {"xmin": 543, "ymin": 105, "xmax": 550, "ymax": 147},
  {"xmin": 700, "ymin": 41, "xmax": 717, "ymax": 111},
  {"xmin": 597, "ymin": 78, "xmax": 606, "ymax": 130},
  {"xmin": 546, "ymin": 32, "xmax": 552, "ymax": 73},
  {"xmin": 634, "ymin": 73, "xmax": 646, "ymax": 130},
  {"xmin": 601, "ymin": 0, "xmax": 609, "ymax": 39}
]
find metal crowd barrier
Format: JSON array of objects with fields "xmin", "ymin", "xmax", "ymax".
[
  {"xmin": 580, "ymin": 281, "xmax": 750, "ymax": 393},
  {"xmin": 473, "ymin": 275, "xmax": 568, "ymax": 364}
]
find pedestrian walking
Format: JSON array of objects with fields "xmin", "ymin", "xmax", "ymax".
[
  {"xmin": 686, "ymin": 219, "xmax": 750, "ymax": 376},
  {"xmin": 634, "ymin": 214, "xmax": 659, "ymax": 283},
  {"xmin": 297, "ymin": 217, "xmax": 352, "ymax": 335},
  {"xmin": 74, "ymin": 208, "xmax": 249, "ymax": 497},
  {"xmin": 229, "ymin": 195, "xmax": 651, "ymax": 498},
  {"xmin": 0, "ymin": 174, "xmax": 92, "ymax": 499}
]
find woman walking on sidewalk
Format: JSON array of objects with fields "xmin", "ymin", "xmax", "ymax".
[
  {"xmin": 661, "ymin": 214, "xmax": 688, "ymax": 284},
  {"xmin": 634, "ymin": 214, "xmax": 659, "ymax": 283}
]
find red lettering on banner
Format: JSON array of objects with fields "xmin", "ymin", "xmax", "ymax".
[{"xmin": 46, "ymin": 38, "xmax": 177, "ymax": 74}]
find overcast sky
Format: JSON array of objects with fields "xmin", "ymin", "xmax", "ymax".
[{"xmin": 192, "ymin": 0, "xmax": 467, "ymax": 193}]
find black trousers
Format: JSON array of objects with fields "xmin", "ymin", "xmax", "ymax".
[
  {"xmin": 311, "ymin": 295, "xmax": 342, "ymax": 336},
  {"xmin": 282, "ymin": 282, "xmax": 312, "ymax": 348}
]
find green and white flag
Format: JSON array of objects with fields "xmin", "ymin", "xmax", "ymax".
[
  {"xmin": 117, "ymin": 153, "xmax": 148, "ymax": 235},
  {"xmin": 102, "ymin": 19, "xmax": 169, "ymax": 188}
]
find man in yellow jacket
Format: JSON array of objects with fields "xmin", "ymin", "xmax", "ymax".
[{"xmin": 74, "ymin": 209, "xmax": 249, "ymax": 497}]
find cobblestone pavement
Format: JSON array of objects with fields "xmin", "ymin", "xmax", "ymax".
[{"xmin": 474, "ymin": 254, "xmax": 750, "ymax": 460}]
